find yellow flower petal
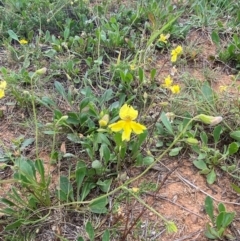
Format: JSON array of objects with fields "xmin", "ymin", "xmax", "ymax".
[
  {"xmin": 122, "ymin": 122, "xmax": 132, "ymax": 141},
  {"xmin": 131, "ymin": 121, "xmax": 146, "ymax": 134},
  {"xmin": 0, "ymin": 90, "xmax": 5, "ymax": 99},
  {"xmin": 119, "ymin": 104, "xmax": 138, "ymax": 121},
  {"xmin": 0, "ymin": 81, "xmax": 7, "ymax": 89},
  {"xmin": 109, "ymin": 120, "xmax": 125, "ymax": 132},
  {"xmin": 171, "ymin": 54, "xmax": 177, "ymax": 62}
]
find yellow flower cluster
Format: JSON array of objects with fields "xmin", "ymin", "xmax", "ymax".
[
  {"xmin": 0, "ymin": 81, "xmax": 7, "ymax": 99},
  {"xmin": 162, "ymin": 75, "xmax": 180, "ymax": 94},
  {"xmin": 171, "ymin": 46, "xmax": 183, "ymax": 62}
]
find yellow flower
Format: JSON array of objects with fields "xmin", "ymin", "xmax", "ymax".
[
  {"xmin": 170, "ymin": 85, "xmax": 180, "ymax": 94},
  {"xmin": 219, "ymin": 85, "xmax": 227, "ymax": 92},
  {"xmin": 162, "ymin": 75, "xmax": 173, "ymax": 88},
  {"xmin": 19, "ymin": 39, "xmax": 28, "ymax": 45},
  {"xmin": 0, "ymin": 81, "xmax": 7, "ymax": 99},
  {"xmin": 132, "ymin": 187, "xmax": 139, "ymax": 193},
  {"xmin": 99, "ymin": 114, "xmax": 109, "ymax": 127},
  {"xmin": 171, "ymin": 45, "xmax": 183, "ymax": 62},
  {"xmin": 130, "ymin": 64, "xmax": 136, "ymax": 70},
  {"xmin": 108, "ymin": 104, "xmax": 146, "ymax": 141},
  {"xmin": 159, "ymin": 34, "xmax": 168, "ymax": 44}
]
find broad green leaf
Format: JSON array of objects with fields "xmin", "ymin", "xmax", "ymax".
[
  {"xmin": 201, "ymin": 81, "xmax": 214, "ymax": 104},
  {"xmin": 54, "ymin": 81, "xmax": 67, "ymax": 100},
  {"xmin": 20, "ymin": 138, "xmax": 35, "ymax": 151},
  {"xmin": 80, "ymin": 182, "xmax": 96, "ymax": 201},
  {"xmin": 193, "ymin": 160, "xmax": 208, "ymax": 170},
  {"xmin": 213, "ymin": 125, "xmax": 222, "ymax": 143},
  {"xmin": 92, "ymin": 160, "xmax": 102, "ymax": 169},
  {"xmin": 200, "ymin": 131, "xmax": 208, "ymax": 145},
  {"xmin": 89, "ymin": 196, "xmax": 108, "ymax": 214},
  {"xmin": 64, "ymin": 27, "xmax": 70, "ymax": 41},
  {"xmin": 221, "ymin": 212, "xmax": 235, "ymax": 228},
  {"xmin": 35, "ymin": 159, "xmax": 45, "ymax": 182},
  {"xmin": 76, "ymin": 161, "xmax": 86, "ymax": 200},
  {"xmin": 150, "ymin": 68, "xmax": 156, "ymax": 80},
  {"xmin": 169, "ymin": 147, "xmax": 183, "ymax": 156},
  {"xmin": 199, "ymin": 168, "xmax": 211, "ymax": 174},
  {"xmin": 100, "ymin": 144, "xmax": 110, "ymax": 163},
  {"xmin": 5, "ymin": 219, "xmax": 24, "ymax": 231},
  {"xmin": 86, "ymin": 221, "xmax": 95, "ymax": 241},
  {"xmin": 160, "ymin": 112, "xmax": 174, "ymax": 135},
  {"xmin": 207, "ymin": 169, "xmax": 216, "ymax": 184},
  {"xmin": 230, "ymin": 130, "xmax": 240, "ymax": 141},
  {"xmin": 218, "ymin": 203, "xmax": 226, "ymax": 213},
  {"xmin": 216, "ymin": 212, "xmax": 224, "ymax": 230},
  {"xmin": 77, "ymin": 237, "xmax": 84, "ymax": 241},
  {"xmin": 205, "ymin": 196, "xmax": 214, "ymax": 223},
  {"xmin": 7, "ymin": 30, "xmax": 19, "ymax": 41},
  {"xmin": 97, "ymin": 179, "xmax": 112, "ymax": 193},
  {"xmin": 211, "ymin": 31, "xmax": 220, "ymax": 46},
  {"xmin": 59, "ymin": 176, "xmax": 74, "ymax": 202},
  {"xmin": 102, "ymin": 230, "xmax": 110, "ymax": 241},
  {"xmin": 227, "ymin": 142, "xmax": 239, "ymax": 155},
  {"xmin": 142, "ymin": 156, "xmax": 154, "ymax": 165}
]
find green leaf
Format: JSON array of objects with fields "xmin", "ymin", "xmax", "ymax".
[
  {"xmin": 5, "ymin": 219, "xmax": 24, "ymax": 231},
  {"xmin": 201, "ymin": 81, "xmax": 214, "ymax": 104},
  {"xmin": 76, "ymin": 161, "xmax": 86, "ymax": 201},
  {"xmin": 205, "ymin": 196, "xmax": 214, "ymax": 223},
  {"xmin": 169, "ymin": 147, "xmax": 183, "ymax": 156},
  {"xmin": 97, "ymin": 179, "xmax": 112, "ymax": 193},
  {"xmin": 200, "ymin": 131, "xmax": 208, "ymax": 145},
  {"xmin": 211, "ymin": 31, "xmax": 220, "ymax": 46},
  {"xmin": 92, "ymin": 160, "xmax": 102, "ymax": 169},
  {"xmin": 150, "ymin": 68, "xmax": 156, "ymax": 80},
  {"xmin": 218, "ymin": 203, "xmax": 226, "ymax": 213},
  {"xmin": 199, "ymin": 168, "xmax": 211, "ymax": 174},
  {"xmin": 64, "ymin": 27, "xmax": 70, "ymax": 41},
  {"xmin": 213, "ymin": 125, "xmax": 222, "ymax": 143},
  {"xmin": 207, "ymin": 169, "xmax": 216, "ymax": 184},
  {"xmin": 58, "ymin": 176, "xmax": 74, "ymax": 202},
  {"xmin": 20, "ymin": 138, "xmax": 35, "ymax": 151},
  {"xmin": 227, "ymin": 142, "xmax": 239, "ymax": 155},
  {"xmin": 221, "ymin": 212, "xmax": 235, "ymax": 228},
  {"xmin": 35, "ymin": 159, "xmax": 45, "ymax": 182},
  {"xmin": 193, "ymin": 160, "xmax": 208, "ymax": 170},
  {"xmin": 86, "ymin": 221, "xmax": 95, "ymax": 241},
  {"xmin": 77, "ymin": 237, "xmax": 84, "ymax": 241},
  {"xmin": 80, "ymin": 182, "xmax": 96, "ymax": 201},
  {"xmin": 100, "ymin": 144, "xmax": 110, "ymax": 163},
  {"xmin": 7, "ymin": 30, "xmax": 19, "ymax": 41},
  {"xmin": 160, "ymin": 112, "xmax": 174, "ymax": 135},
  {"xmin": 89, "ymin": 196, "xmax": 108, "ymax": 214},
  {"xmin": 54, "ymin": 81, "xmax": 67, "ymax": 100},
  {"xmin": 216, "ymin": 212, "xmax": 224, "ymax": 230},
  {"xmin": 142, "ymin": 156, "xmax": 154, "ymax": 165},
  {"xmin": 102, "ymin": 230, "xmax": 110, "ymax": 241},
  {"xmin": 99, "ymin": 89, "xmax": 113, "ymax": 105},
  {"xmin": 231, "ymin": 183, "xmax": 240, "ymax": 194},
  {"xmin": 138, "ymin": 67, "xmax": 144, "ymax": 83},
  {"xmin": 230, "ymin": 130, "xmax": 240, "ymax": 141}
]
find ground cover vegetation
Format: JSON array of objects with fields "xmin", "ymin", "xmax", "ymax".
[{"xmin": 0, "ymin": 0, "xmax": 240, "ymax": 240}]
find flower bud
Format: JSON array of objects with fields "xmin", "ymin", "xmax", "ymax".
[
  {"xmin": 99, "ymin": 114, "xmax": 109, "ymax": 127},
  {"xmin": 195, "ymin": 114, "xmax": 223, "ymax": 126},
  {"xmin": 185, "ymin": 137, "xmax": 198, "ymax": 145},
  {"xmin": 35, "ymin": 67, "xmax": 47, "ymax": 75}
]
